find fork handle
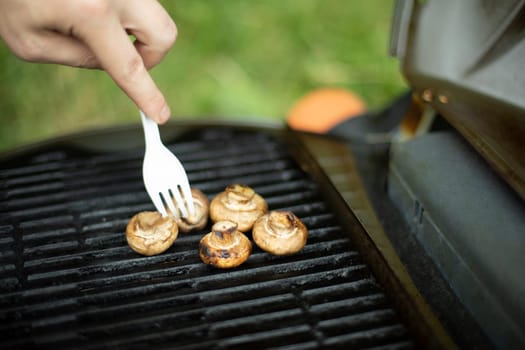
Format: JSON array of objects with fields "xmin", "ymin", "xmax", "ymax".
[{"xmin": 140, "ymin": 111, "xmax": 162, "ymax": 151}]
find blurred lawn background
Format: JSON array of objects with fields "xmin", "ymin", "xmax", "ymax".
[{"xmin": 0, "ymin": 0, "xmax": 407, "ymax": 152}]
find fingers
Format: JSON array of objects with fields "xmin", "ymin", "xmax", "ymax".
[
  {"xmin": 121, "ymin": 0, "xmax": 177, "ymax": 69},
  {"xmin": 74, "ymin": 0, "xmax": 175, "ymax": 124},
  {"xmin": 17, "ymin": 30, "xmax": 100, "ymax": 68},
  {"xmin": 0, "ymin": 0, "xmax": 99, "ymax": 68},
  {"xmin": 1, "ymin": 0, "xmax": 177, "ymax": 124},
  {"xmin": 30, "ymin": 0, "xmax": 176, "ymax": 124}
]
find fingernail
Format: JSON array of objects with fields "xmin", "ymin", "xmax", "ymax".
[{"xmin": 159, "ymin": 104, "xmax": 171, "ymax": 123}]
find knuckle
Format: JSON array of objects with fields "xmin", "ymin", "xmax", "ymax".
[
  {"xmin": 152, "ymin": 18, "xmax": 177, "ymax": 51},
  {"xmin": 77, "ymin": 0, "xmax": 111, "ymax": 17},
  {"xmin": 76, "ymin": 53, "xmax": 98, "ymax": 68},
  {"xmin": 161, "ymin": 19, "xmax": 178, "ymax": 48},
  {"xmin": 121, "ymin": 54, "xmax": 146, "ymax": 84},
  {"xmin": 15, "ymin": 38, "xmax": 44, "ymax": 62}
]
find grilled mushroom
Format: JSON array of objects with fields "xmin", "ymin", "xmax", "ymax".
[
  {"xmin": 126, "ymin": 211, "xmax": 179, "ymax": 256},
  {"xmin": 209, "ymin": 184, "xmax": 268, "ymax": 232},
  {"xmin": 199, "ymin": 221, "xmax": 252, "ymax": 268},
  {"xmin": 173, "ymin": 188, "xmax": 209, "ymax": 233},
  {"xmin": 252, "ymin": 210, "xmax": 307, "ymax": 255}
]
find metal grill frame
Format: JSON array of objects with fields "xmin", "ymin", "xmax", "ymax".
[{"xmin": 0, "ymin": 120, "xmax": 456, "ymax": 349}]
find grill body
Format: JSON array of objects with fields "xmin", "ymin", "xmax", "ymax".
[{"xmin": 0, "ymin": 123, "xmax": 444, "ymax": 349}]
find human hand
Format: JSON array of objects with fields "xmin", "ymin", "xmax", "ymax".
[{"xmin": 0, "ymin": 0, "xmax": 176, "ymax": 124}]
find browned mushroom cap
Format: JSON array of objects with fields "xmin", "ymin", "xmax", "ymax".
[
  {"xmin": 209, "ymin": 184, "xmax": 268, "ymax": 232},
  {"xmin": 199, "ymin": 221, "xmax": 252, "ymax": 268},
  {"xmin": 173, "ymin": 188, "xmax": 209, "ymax": 233},
  {"xmin": 126, "ymin": 211, "xmax": 179, "ymax": 256},
  {"xmin": 252, "ymin": 210, "xmax": 307, "ymax": 255}
]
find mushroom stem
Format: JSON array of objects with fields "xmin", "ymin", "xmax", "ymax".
[
  {"xmin": 208, "ymin": 221, "xmax": 239, "ymax": 248},
  {"xmin": 210, "ymin": 184, "xmax": 268, "ymax": 232},
  {"xmin": 199, "ymin": 221, "xmax": 252, "ymax": 268},
  {"xmin": 252, "ymin": 210, "xmax": 308, "ymax": 256},
  {"xmin": 227, "ymin": 184, "xmax": 253, "ymax": 199},
  {"xmin": 267, "ymin": 211, "xmax": 298, "ymax": 235},
  {"xmin": 224, "ymin": 184, "xmax": 257, "ymax": 210}
]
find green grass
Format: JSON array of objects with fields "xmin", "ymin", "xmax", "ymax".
[{"xmin": 0, "ymin": 0, "xmax": 407, "ymax": 151}]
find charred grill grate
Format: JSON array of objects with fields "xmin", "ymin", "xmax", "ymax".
[{"xmin": 0, "ymin": 127, "xmax": 414, "ymax": 349}]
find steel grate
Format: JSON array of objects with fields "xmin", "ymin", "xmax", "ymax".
[{"xmin": 0, "ymin": 127, "xmax": 414, "ymax": 349}]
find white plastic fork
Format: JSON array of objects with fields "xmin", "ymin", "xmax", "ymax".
[{"xmin": 140, "ymin": 110, "xmax": 195, "ymax": 218}]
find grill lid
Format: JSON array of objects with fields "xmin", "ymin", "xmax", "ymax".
[{"xmin": 391, "ymin": 0, "xmax": 525, "ymax": 200}]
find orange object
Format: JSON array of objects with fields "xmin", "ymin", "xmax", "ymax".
[{"xmin": 287, "ymin": 88, "xmax": 366, "ymax": 133}]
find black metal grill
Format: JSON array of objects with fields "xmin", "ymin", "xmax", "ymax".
[{"xmin": 0, "ymin": 126, "xmax": 414, "ymax": 349}]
